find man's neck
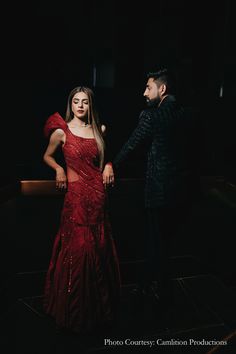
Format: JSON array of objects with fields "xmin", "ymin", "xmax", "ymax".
[{"xmin": 158, "ymin": 94, "xmax": 169, "ymax": 107}]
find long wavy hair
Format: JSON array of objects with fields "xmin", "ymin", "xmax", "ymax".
[{"xmin": 65, "ymin": 86, "xmax": 105, "ymax": 170}]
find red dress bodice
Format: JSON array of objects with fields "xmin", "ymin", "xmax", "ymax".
[{"xmin": 44, "ymin": 112, "xmax": 106, "ymax": 225}]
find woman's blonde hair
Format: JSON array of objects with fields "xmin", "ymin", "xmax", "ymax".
[{"xmin": 65, "ymin": 86, "xmax": 105, "ymax": 170}]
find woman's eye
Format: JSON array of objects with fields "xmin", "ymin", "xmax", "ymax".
[{"xmin": 72, "ymin": 100, "xmax": 88, "ymax": 104}]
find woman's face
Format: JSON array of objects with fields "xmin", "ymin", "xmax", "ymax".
[{"xmin": 71, "ymin": 91, "xmax": 89, "ymax": 119}]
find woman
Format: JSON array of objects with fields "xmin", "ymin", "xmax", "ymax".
[{"xmin": 43, "ymin": 86, "xmax": 121, "ymax": 334}]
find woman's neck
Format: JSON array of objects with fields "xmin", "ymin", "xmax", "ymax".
[{"xmin": 71, "ymin": 117, "xmax": 90, "ymax": 127}]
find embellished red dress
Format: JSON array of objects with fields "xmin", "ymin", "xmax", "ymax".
[{"xmin": 43, "ymin": 112, "xmax": 121, "ymax": 333}]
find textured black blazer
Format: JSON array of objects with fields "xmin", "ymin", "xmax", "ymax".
[{"xmin": 113, "ymin": 95, "xmax": 195, "ymax": 208}]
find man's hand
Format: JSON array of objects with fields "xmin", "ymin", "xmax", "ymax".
[{"xmin": 103, "ymin": 163, "xmax": 115, "ymax": 189}]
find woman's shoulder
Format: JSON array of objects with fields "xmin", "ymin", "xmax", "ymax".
[{"xmin": 43, "ymin": 112, "xmax": 68, "ymax": 138}]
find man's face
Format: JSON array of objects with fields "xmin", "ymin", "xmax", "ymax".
[{"xmin": 143, "ymin": 78, "xmax": 161, "ymax": 107}]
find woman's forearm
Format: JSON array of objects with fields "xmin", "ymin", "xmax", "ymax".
[{"xmin": 43, "ymin": 154, "xmax": 63, "ymax": 172}]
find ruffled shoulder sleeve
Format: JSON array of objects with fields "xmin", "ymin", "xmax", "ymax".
[{"xmin": 43, "ymin": 112, "xmax": 68, "ymax": 138}]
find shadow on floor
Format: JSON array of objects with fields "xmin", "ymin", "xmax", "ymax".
[{"xmin": 1, "ymin": 255, "xmax": 236, "ymax": 354}]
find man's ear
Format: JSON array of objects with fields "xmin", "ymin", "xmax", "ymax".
[{"xmin": 160, "ymin": 83, "xmax": 167, "ymax": 95}]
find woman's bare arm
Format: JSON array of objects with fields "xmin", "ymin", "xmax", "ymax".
[
  {"xmin": 101, "ymin": 125, "xmax": 115, "ymax": 188},
  {"xmin": 43, "ymin": 129, "xmax": 67, "ymax": 189}
]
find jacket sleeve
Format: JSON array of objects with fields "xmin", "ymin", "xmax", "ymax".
[{"xmin": 113, "ymin": 110, "xmax": 153, "ymax": 169}]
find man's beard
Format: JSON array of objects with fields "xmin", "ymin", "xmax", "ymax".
[{"xmin": 146, "ymin": 96, "xmax": 161, "ymax": 107}]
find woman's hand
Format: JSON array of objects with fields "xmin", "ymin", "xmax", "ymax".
[
  {"xmin": 103, "ymin": 163, "xmax": 115, "ymax": 189},
  {"xmin": 56, "ymin": 167, "xmax": 67, "ymax": 190}
]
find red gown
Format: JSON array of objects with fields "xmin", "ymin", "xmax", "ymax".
[{"xmin": 43, "ymin": 112, "xmax": 121, "ymax": 333}]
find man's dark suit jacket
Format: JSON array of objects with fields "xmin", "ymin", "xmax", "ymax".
[{"xmin": 113, "ymin": 95, "xmax": 196, "ymax": 208}]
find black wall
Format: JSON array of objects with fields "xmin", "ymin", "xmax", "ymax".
[{"xmin": 0, "ymin": 0, "xmax": 235, "ymax": 183}]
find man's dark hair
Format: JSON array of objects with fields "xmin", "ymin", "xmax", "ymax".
[{"xmin": 147, "ymin": 68, "xmax": 176, "ymax": 94}]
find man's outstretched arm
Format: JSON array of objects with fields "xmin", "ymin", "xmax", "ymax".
[{"xmin": 113, "ymin": 110, "xmax": 153, "ymax": 169}]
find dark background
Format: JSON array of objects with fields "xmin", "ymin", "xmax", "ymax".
[
  {"xmin": 0, "ymin": 0, "xmax": 236, "ymax": 280},
  {"xmin": 1, "ymin": 2, "xmax": 236, "ymax": 350},
  {"xmin": 0, "ymin": 0, "xmax": 235, "ymax": 183}
]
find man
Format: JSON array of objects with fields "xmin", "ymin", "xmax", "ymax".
[{"xmin": 104, "ymin": 68, "xmax": 196, "ymax": 307}]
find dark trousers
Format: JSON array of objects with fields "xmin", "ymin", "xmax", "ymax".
[{"xmin": 141, "ymin": 204, "xmax": 188, "ymax": 304}]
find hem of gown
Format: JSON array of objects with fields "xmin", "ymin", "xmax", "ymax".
[{"xmin": 44, "ymin": 309, "xmax": 118, "ymax": 335}]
